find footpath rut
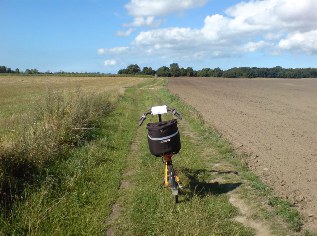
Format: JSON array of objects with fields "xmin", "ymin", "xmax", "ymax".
[{"xmin": 105, "ymin": 130, "xmax": 141, "ymax": 236}]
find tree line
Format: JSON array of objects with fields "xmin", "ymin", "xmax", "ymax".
[
  {"xmin": 0, "ymin": 66, "xmax": 20, "ymax": 74},
  {"xmin": 0, "ymin": 65, "xmax": 42, "ymax": 74},
  {"xmin": 118, "ymin": 63, "xmax": 317, "ymax": 78},
  {"xmin": 2, "ymin": 64, "xmax": 317, "ymax": 78},
  {"xmin": 0, "ymin": 65, "xmax": 105, "ymax": 76}
]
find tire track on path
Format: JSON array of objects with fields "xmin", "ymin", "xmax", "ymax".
[{"xmin": 105, "ymin": 128, "xmax": 142, "ymax": 236}]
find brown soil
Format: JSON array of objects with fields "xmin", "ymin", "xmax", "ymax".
[{"xmin": 168, "ymin": 77, "xmax": 317, "ymax": 232}]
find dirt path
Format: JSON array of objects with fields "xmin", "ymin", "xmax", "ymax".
[
  {"xmin": 106, "ymin": 131, "xmax": 141, "ymax": 236},
  {"xmin": 168, "ymin": 77, "xmax": 317, "ymax": 232},
  {"xmin": 229, "ymin": 193, "xmax": 271, "ymax": 236}
]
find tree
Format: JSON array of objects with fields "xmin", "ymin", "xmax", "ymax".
[
  {"xmin": 118, "ymin": 64, "xmax": 141, "ymax": 75},
  {"xmin": 25, "ymin": 69, "xmax": 32, "ymax": 74},
  {"xmin": 169, "ymin": 63, "xmax": 181, "ymax": 77},
  {"xmin": 213, "ymin": 67, "xmax": 223, "ymax": 77},
  {"xmin": 115, "ymin": 65, "xmax": 317, "ymax": 79},
  {"xmin": 118, "ymin": 68, "xmax": 128, "ymax": 74},
  {"xmin": 269, "ymin": 66, "xmax": 283, "ymax": 78},
  {"xmin": 180, "ymin": 68, "xmax": 187, "ymax": 76},
  {"xmin": 156, "ymin": 66, "xmax": 171, "ymax": 77},
  {"xmin": 0, "ymin": 66, "xmax": 7, "ymax": 73},
  {"xmin": 222, "ymin": 68, "xmax": 238, "ymax": 78},
  {"xmin": 32, "ymin": 69, "xmax": 39, "ymax": 74},
  {"xmin": 186, "ymin": 67, "xmax": 194, "ymax": 77},
  {"xmin": 197, "ymin": 68, "xmax": 212, "ymax": 77},
  {"xmin": 15, "ymin": 68, "xmax": 20, "ymax": 73},
  {"xmin": 142, "ymin": 66, "xmax": 155, "ymax": 75},
  {"xmin": 127, "ymin": 64, "xmax": 141, "ymax": 74},
  {"xmin": 25, "ymin": 68, "xmax": 39, "ymax": 74}
]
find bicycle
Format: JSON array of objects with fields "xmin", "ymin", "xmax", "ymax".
[{"xmin": 139, "ymin": 105, "xmax": 183, "ymax": 203}]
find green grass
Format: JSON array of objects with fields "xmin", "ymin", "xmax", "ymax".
[
  {"xmin": 268, "ymin": 197, "xmax": 302, "ymax": 232},
  {"xmin": 0, "ymin": 84, "xmax": 141, "ymax": 234}
]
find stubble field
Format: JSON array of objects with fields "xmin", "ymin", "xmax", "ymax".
[
  {"xmin": 0, "ymin": 75, "xmax": 146, "ymax": 135},
  {"xmin": 168, "ymin": 76, "xmax": 317, "ymax": 231}
]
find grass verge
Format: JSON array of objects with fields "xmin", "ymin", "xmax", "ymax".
[{"xmin": 0, "ymin": 85, "xmax": 142, "ymax": 234}]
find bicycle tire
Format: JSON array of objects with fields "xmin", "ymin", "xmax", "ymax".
[
  {"xmin": 168, "ymin": 164, "xmax": 179, "ymax": 199},
  {"xmin": 175, "ymin": 195, "xmax": 179, "ymax": 204}
]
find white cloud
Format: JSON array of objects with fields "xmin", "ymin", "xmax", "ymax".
[
  {"xmin": 279, "ymin": 30, "xmax": 317, "ymax": 53},
  {"xmin": 123, "ymin": 16, "xmax": 161, "ymax": 27},
  {"xmin": 134, "ymin": 27, "xmax": 201, "ymax": 46},
  {"xmin": 108, "ymin": 47, "xmax": 129, "ymax": 53},
  {"xmin": 117, "ymin": 28, "xmax": 135, "ymax": 37},
  {"xmin": 97, "ymin": 48, "xmax": 106, "ymax": 55},
  {"xmin": 274, "ymin": 0, "xmax": 317, "ymax": 30},
  {"xmin": 98, "ymin": 47, "xmax": 129, "ymax": 55},
  {"xmin": 226, "ymin": 0, "xmax": 317, "ymax": 32},
  {"xmin": 242, "ymin": 41, "xmax": 271, "ymax": 52},
  {"xmin": 225, "ymin": 0, "xmax": 278, "ymax": 32},
  {"xmin": 123, "ymin": 0, "xmax": 207, "ymax": 28},
  {"xmin": 104, "ymin": 59, "xmax": 117, "ymax": 66},
  {"xmin": 201, "ymin": 14, "xmax": 231, "ymax": 40},
  {"xmin": 106, "ymin": 0, "xmax": 317, "ymax": 66},
  {"xmin": 264, "ymin": 33, "xmax": 284, "ymax": 40},
  {"xmin": 125, "ymin": 0, "xmax": 207, "ymax": 17}
]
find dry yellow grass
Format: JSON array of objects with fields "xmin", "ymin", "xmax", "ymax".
[{"xmin": 0, "ymin": 75, "xmax": 147, "ymax": 135}]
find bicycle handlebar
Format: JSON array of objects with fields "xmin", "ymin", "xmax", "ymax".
[
  {"xmin": 171, "ymin": 109, "xmax": 182, "ymax": 120},
  {"xmin": 138, "ymin": 113, "xmax": 149, "ymax": 126},
  {"xmin": 138, "ymin": 107, "xmax": 182, "ymax": 126}
]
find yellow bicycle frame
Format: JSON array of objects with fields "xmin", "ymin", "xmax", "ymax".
[{"xmin": 163, "ymin": 154, "xmax": 180, "ymax": 187}]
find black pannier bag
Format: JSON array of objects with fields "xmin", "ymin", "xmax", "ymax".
[{"xmin": 146, "ymin": 119, "xmax": 181, "ymax": 157}]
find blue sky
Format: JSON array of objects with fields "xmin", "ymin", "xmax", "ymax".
[{"xmin": 1, "ymin": 0, "xmax": 317, "ymax": 73}]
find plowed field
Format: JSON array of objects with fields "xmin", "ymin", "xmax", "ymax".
[{"xmin": 168, "ymin": 77, "xmax": 317, "ymax": 231}]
